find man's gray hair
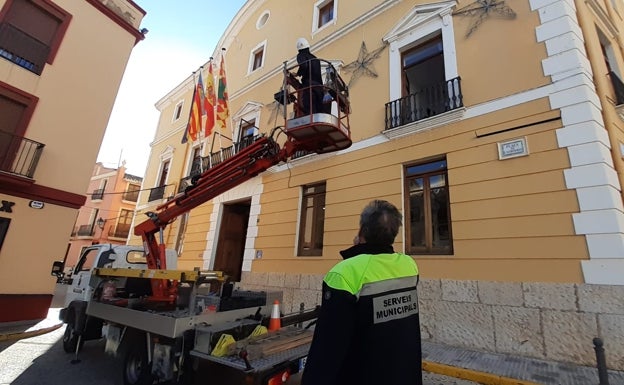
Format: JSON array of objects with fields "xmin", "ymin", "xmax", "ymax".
[{"xmin": 359, "ymin": 200, "xmax": 402, "ymax": 245}]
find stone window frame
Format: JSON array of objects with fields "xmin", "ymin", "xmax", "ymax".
[
  {"xmin": 248, "ymin": 40, "xmax": 267, "ymax": 74},
  {"xmin": 403, "ymin": 157, "xmax": 453, "ymax": 255},
  {"xmin": 312, "ymin": 0, "xmax": 337, "ymax": 35}
]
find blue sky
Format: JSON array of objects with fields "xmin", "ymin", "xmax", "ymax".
[{"xmin": 96, "ymin": 1, "xmax": 247, "ymax": 176}]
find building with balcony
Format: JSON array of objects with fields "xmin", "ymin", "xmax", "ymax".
[
  {"xmin": 133, "ymin": 0, "xmax": 624, "ymax": 370},
  {"xmin": 63, "ymin": 162, "xmax": 141, "ymax": 270},
  {"xmin": 0, "ymin": 0, "xmax": 145, "ymax": 323}
]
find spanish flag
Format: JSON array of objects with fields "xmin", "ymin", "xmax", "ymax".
[
  {"xmin": 216, "ymin": 55, "xmax": 229, "ymax": 132},
  {"xmin": 205, "ymin": 62, "xmax": 216, "ymax": 137}
]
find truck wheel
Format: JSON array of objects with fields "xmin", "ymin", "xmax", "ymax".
[
  {"xmin": 62, "ymin": 323, "xmax": 82, "ymax": 353},
  {"xmin": 123, "ymin": 340, "xmax": 153, "ymax": 385}
]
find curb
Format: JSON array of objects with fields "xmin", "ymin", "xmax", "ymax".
[
  {"xmin": 0, "ymin": 323, "xmax": 64, "ymax": 343},
  {"xmin": 423, "ymin": 360, "xmax": 543, "ymax": 385}
]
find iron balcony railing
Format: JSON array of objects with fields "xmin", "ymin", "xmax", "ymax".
[
  {"xmin": 148, "ymin": 185, "xmax": 166, "ymax": 202},
  {"xmin": 91, "ymin": 188, "xmax": 104, "ymax": 200},
  {"xmin": 178, "ymin": 173, "xmax": 199, "ymax": 194},
  {"xmin": 0, "ymin": 23, "xmax": 49, "ymax": 75},
  {"xmin": 177, "ymin": 136, "xmax": 262, "ymax": 194},
  {"xmin": 209, "ymin": 146, "xmax": 236, "ymax": 168},
  {"xmin": 384, "ymin": 77, "xmax": 463, "ymax": 130},
  {"xmin": 0, "ymin": 130, "xmax": 45, "ymax": 178},
  {"xmin": 608, "ymin": 71, "xmax": 624, "ymax": 105},
  {"xmin": 76, "ymin": 224, "xmax": 95, "ymax": 237}
]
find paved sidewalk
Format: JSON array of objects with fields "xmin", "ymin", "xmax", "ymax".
[
  {"xmin": 2, "ymin": 309, "xmax": 623, "ymax": 385},
  {"xmin": 0, "ymin": 308, "xmax": 62, "ymax": 342},
  {"xmin": 423, "ymin": 340, "xmax": 624, "ymax": 385}
]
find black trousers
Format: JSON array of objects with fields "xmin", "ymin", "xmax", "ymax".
[{"xmin": 301, "ymin": 82, "xmax": 324, "ymax": 114}]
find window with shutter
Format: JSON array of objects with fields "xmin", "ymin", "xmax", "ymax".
[{"xmin": 0, "ymin": 0, "xmax": 71, "ymax": 75}]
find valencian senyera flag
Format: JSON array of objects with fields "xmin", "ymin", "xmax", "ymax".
[
  {"xmin": 182, "ymin": 73, "xmax": 206, "ymax": 143},
  {"xmin": 205, "ymin": 62, "xmax": 216, "ymax": 137},
  {"xmin": 216, "ymin": 55, "xmax": 229, "ymax": 131}
]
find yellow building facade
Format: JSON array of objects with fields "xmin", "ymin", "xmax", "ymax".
[
  {"xmin": 0, "ymin": 0, "xmax": 145, "ymax": 322},
  {"xmin": 135, "ymin": 0, "xmax": 624, "ymax": 369}
]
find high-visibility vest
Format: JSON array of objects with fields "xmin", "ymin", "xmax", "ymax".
[
  {"xmin": 304, "ymin": 252, "xmax": 422, "ymax": 385},
  {"xmin": 325, "ymin": 252, "xmax": 419, "ymax": 296}
]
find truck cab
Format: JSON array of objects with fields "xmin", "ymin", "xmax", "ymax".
[
  {"xmin": 58, "ymin": 244, "xmax": 177, "ymax": 306},
  {"xmin": 53, "ymin": 244, "xmax": 177, "ymax": 353}
]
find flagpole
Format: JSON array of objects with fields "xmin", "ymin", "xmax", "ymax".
[
  {"xmin": 197, "ymin": 65, "xmax": 205, "ymax": 173},
  {"xmin": 215, "ymin": 48, "xmax": 230, "ymax": 160},
  {"xmin": 221, "ymin": 48, "xmax": 235, "ymax": 146},
  {"xmin": 198, "ymin": 66, "xmax": 204, "ymax": 145},
  {"xmin": 205, "ymin": 57, "xmax": 216, "ymax": 169},
  {"xmin": 175, "ymin": 68, "xmax": 198, "ymax": 256},
  {"xmin": 190, "ymin": 70, "xmax": 199, "ymax": 143}
]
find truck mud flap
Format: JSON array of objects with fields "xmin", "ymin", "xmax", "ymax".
[
  {"xmin": 59, "ymin": 308, "xmax": 67, "ymax": 322},
  {"xmin": 70, "ymin": 301, "xmax": 89, "ymax": 332}
]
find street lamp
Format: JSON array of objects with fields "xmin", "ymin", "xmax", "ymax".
[{"xmin": 96, "ymin": 217, "xmax": 105, "ymax": 229}]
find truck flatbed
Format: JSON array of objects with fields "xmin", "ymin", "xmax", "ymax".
[
  {"xmin": 191, "ymin": 343, "xmax": 309, "ymax": 373},
  {"xmin": 86, "ymin": 301, "xmax": 270, "ymax": 339}
]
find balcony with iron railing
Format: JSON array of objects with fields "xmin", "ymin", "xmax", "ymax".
[
  {"xmin": 384, "ymin": 77, "xmax": 463, "ymax": 131},
  {"xmin": 148, "ymin": 185, "xmax": 166, "ymax": 202},
  {"xmin": 0, "ymin": 23, "xmax": 49, "ymax": 75},
  {"xmin": 177, "ymin": 135, "xmax": 263, "ymax": 194},
  {"xmin": 91, "ymin": 188, "xmax": 104, "ymax": 200},
  {"xmin": 178, "ymin": 173, "xmax": 200, "ymax": 194},
  {"xmin": 108, "ymin": 225, "xmax": 130, "ymax": 239},
  {"xmin": 75, "ymin": 224, "xmax": 95, "ymax": 237},
  {"xmin": 0, "ymin": 130, "xmax": 45, "ymax": 179}
]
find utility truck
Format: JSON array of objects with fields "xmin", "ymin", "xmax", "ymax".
[{"xmin": 51, "ymin": 60, "xmax": 351, "ymax": 385}]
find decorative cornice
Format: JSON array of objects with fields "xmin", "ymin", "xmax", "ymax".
[
  {"xmin": 383, "ymin": 0, "xmax": 457, "ymax": 43},
  {"xmin": 233, "ymin": 101, "xmax": 265, "ymax": 120},
  {"xmin": 85, "ymin": 0, "xmax": 145, "ymax": 45},
  {"xmin": 150, "ymin": 123, "xmax": 189, "ymax": 147},
  {"xmin": 585, "ymin": 0, "xmax": 619, "ymax": 38},
  {"xmin": 155, "ymin": 76, "xmax": 198, "ymax": 110},
  {"xmin": 124, "ymin": 173, "xmax": 143, "ymax": 183},
  {"xmin": 160, "ymin": 145, "xmax": 175, "ymax": 160}
]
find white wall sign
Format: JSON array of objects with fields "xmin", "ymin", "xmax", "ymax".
[
  {"xmin": 498, "ymin": 137, "xmax": 529, "ymax": 160},
  {"xmin": 29, "ymin": 201, "xmax": 44, "ymax": 209}
]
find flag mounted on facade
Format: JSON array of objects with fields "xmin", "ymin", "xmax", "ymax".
[
  {"xmin": 182, "ymin": 73, "xmax": 205, "ymax": 143},
  {"xmin": 216, "ymin": 55, "xmax": 229, "ymax": 132},
  {"xmin": 197, "ymin": 72, "xmax": 207, "ymax": 117},
  {"xmin": 205, "ymin": 62, "xmax": 216, "ymax": 137}
]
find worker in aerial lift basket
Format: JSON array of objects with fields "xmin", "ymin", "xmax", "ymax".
[
  {"xmin": 296, "ymin": 37, "xmax": 325, "ymax": 115},
  {"xmin": 301, "ymin": 200, "xmax": 422, "ymax": 385}
]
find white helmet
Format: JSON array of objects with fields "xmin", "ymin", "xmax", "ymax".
[{"xmin": 296, "ymin": 37, "xmax": 310, "ymax": 50}]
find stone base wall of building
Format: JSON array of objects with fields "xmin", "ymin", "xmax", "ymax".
[{"xmin": 237, "ymin": 272, "xmax": 624, "ymax": 370}]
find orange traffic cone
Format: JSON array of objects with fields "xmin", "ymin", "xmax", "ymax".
[{"xmin": 268, "ymin": 300, "xmax": 281, "ymax": 331}]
